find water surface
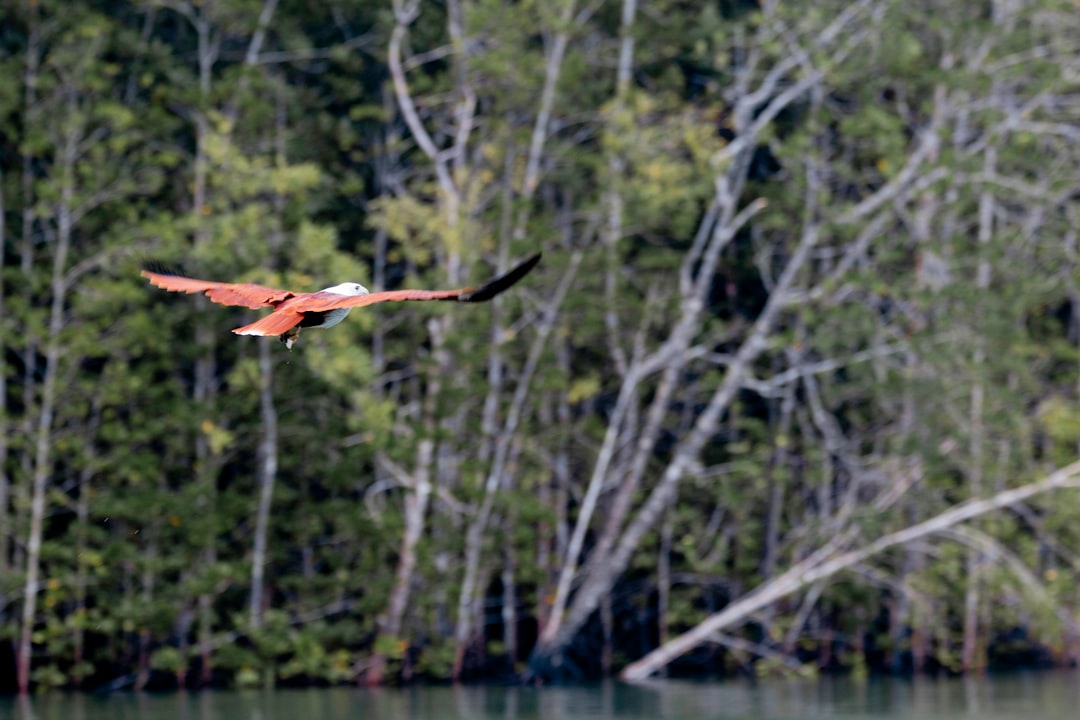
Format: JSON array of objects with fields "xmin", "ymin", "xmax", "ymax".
[{"xmin": 3, "ymin": 671, "xmax": 1079, "ymax": 720}]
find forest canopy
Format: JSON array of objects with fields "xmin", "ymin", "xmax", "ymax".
[{"xmin": 1, "ymin": 0, "xmax": 1080, "ymax": 694}]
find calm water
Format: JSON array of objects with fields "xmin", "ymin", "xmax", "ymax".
[{"xmin": 3, "ymin": 672, "xmax": 1079, "ymax": 720}]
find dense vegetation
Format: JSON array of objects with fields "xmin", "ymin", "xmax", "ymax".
[{"xmin": 2, "ymin": 0, "xmax": 1080, "ymax": 694}]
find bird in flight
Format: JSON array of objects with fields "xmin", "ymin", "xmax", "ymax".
[{"xmin": 142, "ymin": 253, "xmax": 542, "ymax": 349}]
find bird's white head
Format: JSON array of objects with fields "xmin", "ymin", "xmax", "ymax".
[{"xmin": 321, "ymin": 282, "xmax": 369, "ymax": 296}]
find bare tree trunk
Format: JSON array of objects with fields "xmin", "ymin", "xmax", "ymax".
[
  {"xmin": 538, "ymin": 0, "xmax": 639, "ymax": 656},
  {"xmin": 451, "ymin": 253, "xmax": 580, "ymax": 680},
  {"xmin": 962, "ymin": 145, "xmax": 996, "ymax": 673},
  {"xmin": 249, "ymin": 77, "xmax": 286, "ymax": 631},
  {"xmin": 600, "ymin": 593, "xmax": 613, "ymax": 677},
  {"xmin": 370, "ymin": 91, "xmax": 393, "ymax": 369},
  {"xmin": 501, "ymin": 538, "xmax": 518, "ymax": 666},
  {"xmin": 18, "ymin": 93, "xmax": 75, "ymax": 693},
  {"xmin": 385, "ymin": 3, "xmax": 468, "ymax": 681},
  {"xmin": 72, "ymin": 399, "xmax": 100, "ymax": 688},
  {"xmin": 165, "ymin": 0, "xmax": 275, "ymax": 680},
  {"xmin": 1069, "ymin": 231, "xmax": 1080, "ymax": 668},
  {"xmin": 73, "ymin": 471, "xmax": 89, "ymax": 688},
  {"xmin": 536, "ymin": 347, "xmax": 573, "ymax": 635},
  {"xmin": 135, "ymin": 514, "xmax": 158, "ymax": 692},
  {"xmin": 14, "ymin": 0, "xmax": 41, "ymax": 589},
  {"xmin": 0, "ymin": 144, "xmax": 8, "ymax": 589},
  {"xmin": 961, "ymin": 545, "xmax": 982, "ymax": 671},
  {"xmin": 190, "ymin": 7, "xmax": 219, "ymax": 686},
  {"xmin": 364, "ymin": 438, "xmax": 434, "ymax": 686},
  {"xmin": 1070, "ymin": 582, "xmax": 1080, "ymax": 667},
  {"xmin": 446, "ymin": 0, "xmax": 575, "ymax": 678},
  {"xmin": 601, "ymin": 0, "xmax": 638, "ymax": 377},
  {"xmin": 890, "ymin": 503, "xmax": 923, "ymax": 674},
  {"xmin": 539, "ymin": 0, "xmax": 638, "ymax": 648},
  {"xmin": 453, "ymin": 165, "xmax": 515, "ymax": 678},
  {"xmin": 195, "ymin": 573, "xmax": 215, "ymax": 686},
  {"xmin": 249, "ymin": 340, "xmax": 277, "ymax": 629},
  {"xmin": 657, "ymin": 505, "xmax": 674, "ymax": 670},
  {"xmin": 761, "ymin": 380, "xmax": 796, "ymax": 640},
  {"xmin": 388, "ymin": 0, "xmax": 470, "ymax": 279}
]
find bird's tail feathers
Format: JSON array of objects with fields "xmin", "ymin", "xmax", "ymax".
[{"xmin": 233, "ymin": 311, "xmax": 304, "ymax": 337}]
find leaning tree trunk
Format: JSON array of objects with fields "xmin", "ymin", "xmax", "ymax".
[{"xmin": 10, "ymin": 0, "xmax": 41, "ymax": 636}]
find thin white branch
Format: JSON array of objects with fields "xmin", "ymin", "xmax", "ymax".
[
  {"xmin": 388, "ymin": 21, "xmax": 443, "ymax": 163},
  {"xmin": 739, "ymin": 342, "xmax": 909, "ymax": 397},
  {"xmin": 522, "ymin": 0, "xmax": 577, "ymax": 197}
]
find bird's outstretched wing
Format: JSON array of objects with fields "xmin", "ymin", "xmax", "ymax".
[
  {"xmin": 290, "ymin": 252, "xmax": 543, "ymax": 314},
  {"xmin": 141, "ymin": 268, "xmax": 295, "ymax": 310}
]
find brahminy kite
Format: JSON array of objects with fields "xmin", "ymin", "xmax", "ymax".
[{"xmin": 142, "ymin": 253, "xmax": 541, "ymax": 349}]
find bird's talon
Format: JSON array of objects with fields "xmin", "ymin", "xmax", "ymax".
[{"xmin": 280, "ymin": 328, "xmax": 300, "ymax": 350}]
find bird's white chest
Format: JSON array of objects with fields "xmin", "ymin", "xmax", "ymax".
[{"xmin": 314, "ymin": 307, "xmax": 353, "ymax": 329}]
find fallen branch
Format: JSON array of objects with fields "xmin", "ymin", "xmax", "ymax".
[{"xmin": 620, "ymin": 458, "xmax": 1080, "ymax": 680}]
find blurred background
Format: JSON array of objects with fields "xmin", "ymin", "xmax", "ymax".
[{"xmin": 1, "ymin": 0, "xmax": 1080, "ymax": 698}]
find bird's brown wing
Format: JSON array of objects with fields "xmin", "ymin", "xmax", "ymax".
[
  {"xmin": 141, "ymin": 269, "xmax": 295, "ymax": 310},
  {"xmin": 290, "ymin": 252, "xmax": 542, "ymax": 313}
]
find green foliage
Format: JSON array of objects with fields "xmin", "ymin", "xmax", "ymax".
[
  {"xmin": 415, "ymin": 640, "xmax": 455, "ymax": 679},
  {"xmin": 1038, "ymin": 398, "xmax": 1080, "ymax": 465},
  {"xmin": 150, "ymin": 648, "xmax": 186, "ymax": 675}
]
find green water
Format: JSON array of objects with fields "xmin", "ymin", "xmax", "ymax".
[{"xmin": 3, "ymin": 672, "xmax": 1079, "ymax": 719}]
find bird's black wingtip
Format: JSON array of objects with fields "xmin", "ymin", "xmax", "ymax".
[
  {"xmin": 461, "ymin": 252, "xmax": 543, "ymax": 303},
  {"xmin": 521, "ymin": 252, "xmax": 542, "ymax": 272},
  {"xmin": 141, "ymin": 260, "xmax": 187, "ymax": 278}
]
